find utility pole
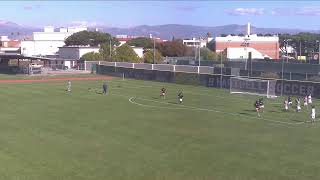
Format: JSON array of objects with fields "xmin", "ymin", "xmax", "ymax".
[
  {"xmin": 281, "ymin": 57, "xmax": 284, "ymax": 96},
  {"xmin": 153, "ymin": 37, "xmax": 155, "ymax": 64},
  {"xmin": 317, "ymin": 40, "xmax": 320, "ymax": 64},
  {"xmin": 299, "ymin": 41, "xmax": 302, "ymax": 58},
  {"xmin": 198, "ymin": 37, "xmax": 201, "ymax": 66},
  {"xmin": 220, "ymin": 51, "xmax": 223, "ymax": 88},
  {"xmin": 109, "ymin": 37, "xmax": 112, "ymax": 58}
]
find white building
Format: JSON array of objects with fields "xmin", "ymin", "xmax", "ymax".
[
  {"xmin": 58, "ymin": 46, "xmax": 100, "ymax": 68},
  {"xmin": 215, "ymin": 23, "xmax": 279, "ymax": 59},
  {"xmin": 227, "ymin": 47, "xmax": 271, "ymax": 59},
  {"xmin": 20, "ymin": 26, "xmax": 88, "ymax": 57},
  {"xmin": 183, "ymin": 38, "xmax": 209, "ymax": 48},
  {"xmin": 131, "ymin": 46, "xmax": 144, "ymax": 58}
]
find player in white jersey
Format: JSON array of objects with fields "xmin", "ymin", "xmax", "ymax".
[
  {"xmin": 304, "ymin": 96, "xmax": 308, "ymax": 108},
  {"xmin": 308, "ymin": 94, "xmax": 312, "ymax": 104},
  {"xmin": 67, "ymin": 80, "xmax": 71, "ymax": 92},
  {"xmin": 284, "ymin": 100, "xmax": 289, "ymax": 111},
  {"xmin": 311, "ymin": 105, "xmax": 316, "ymax": 123},
  {"xmin": 296, "ymin": 98, "xmax": 301, "ymax": 112}
]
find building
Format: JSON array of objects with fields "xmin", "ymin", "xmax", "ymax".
[
  {"xmin": 116, "ymin": 35, "xmax": 167, "ymax": 47},
  {"xmin": 215, "ymin": 23, "xmax": 279, "ymax": 60},
  {"xmin": 20, "ymin": 26, "xmax": 88, "ymax": 57},
  {"xmin": 183, "ymin": 37, "xmax": 212, "ymax": 48},
  {"xmin": 131, "ymin": 46, "xmax": 144, "ymax": 58},
  {"xmin": 116, "ymin": 35, "xmax": 141, "ymax": 46},
  {"xmin": 0, "ymin": 36, "xmax": 21, "ymax": 53},
  {"xmin": 58, "ymin": 46, "xmax": 100, "ymax": 68}
]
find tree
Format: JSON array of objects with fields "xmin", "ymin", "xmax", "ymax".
[
  {"xmin": 80, "ymin": 52, "xmax": 102, "ymax": 61},
  {"xmin": 114, "ymin": 44, "xmax": 140, "ymax": 62},
  {"xmin": 279, "ymin": 33, "xmax": 320, "ymax": 56},
  {"xmin": 200, "ymin": 47, "xmax": 218, "ymax": 60},
  {"xmin": 99, "ymin": 43, "xmax": 115, "ymax": 61},
  {"xmin": 157, "ymin": 40, "xmax": 189, "ymax": 57},
  {"xmin": 65, "ymin": 31, "xmax": 119, "ymax": 47},
  {"xmin": 206, "ymin": 40, "xmax": 215, "ymax": 51},
  {"xmin": 143, "ymin": 49, "xmax": 163, "ymax": 63},
  {"xmin": 127, "ymin": 37, "xmax": 153, "ymax": 49}
]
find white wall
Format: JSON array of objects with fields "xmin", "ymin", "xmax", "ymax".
[
  {"xmin": 79, "ymin": 48, "xmax": 100, "ymax": 59},
  {"xmin": 21, "ymin": 26, "xmax": 89, "ymax": 57},
  {"xmin": 216, "ymin": 34, "xmax": 279, "ymax": 43},
  {"xmin": 227, "ymin": 47, "xmax": 271, "ymax": 59},
  {"xmin": 33, "ymin": 32, "xmax": 73, "ymax": 41},
  {"xmin": 21, "ymin": 40, "xmax": 65, "ymax": 56},
  {"xmin": 132, "ymin": 47, "xmax": 144, "ymax": 58}
]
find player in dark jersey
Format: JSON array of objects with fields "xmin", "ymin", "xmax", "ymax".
[
  {"xmin": 160, "ymin": 87, "xmax": 166, "ymax": 99},
  {"xmin": 288, "ymin": 96, "xmax": 292, "ymax": 107},
  {"xmin": 258, "ymin": 98, "xmax": 264, "ymax": 113},
  {"xmin": 102, "ymin": 82, "xmax": 108, "ymax": 95},
  {"xmin": 255, "ymin": 100, "xmax": 261, "ymax": 117},
  {"xmin": 178, "ymin": 91, "xmax": 183, "ymax": 104}
]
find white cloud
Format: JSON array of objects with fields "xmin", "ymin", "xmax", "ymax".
[
  {"xmin": 270, "ymin": 8, "xmax": 293, "ymax": 16},
  {"xmin": 69, "ymin": 21, "xmax": 106, "ymax": 27},
  {"xmin": 226, "ymin": 8, "xmax": 265, "ymax": 16},
  {"xmin": 296, "ymin": 7, "xmax": 320, "ymax": 16}
]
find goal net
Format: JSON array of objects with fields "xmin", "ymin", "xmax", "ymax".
[{"xmin": 230, "ymin": 77, "xmax": 277, "ymax": 98}]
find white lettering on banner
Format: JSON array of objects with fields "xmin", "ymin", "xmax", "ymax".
[
  {"xmin": 292, "ymin": 84, "xmax": 299, "ymax": 94},
  {"xmin": 299, "ymin": 85, "xmax": 307, "ymax": 95},
  {"xmin": 307, "ymin": 86, "xmax": 314, "ymax": 95},
  {"xmin": 284, "ymin": 84, "xmax": 291, "ymax": 94}
]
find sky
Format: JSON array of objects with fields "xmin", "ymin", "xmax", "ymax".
[{"xmin": 1, "ymin": 1, "xmax": 320, "ymax": 30}]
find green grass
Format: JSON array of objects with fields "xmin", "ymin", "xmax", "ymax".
[{"xmin": 0, "ymin": 75, "xmax": 319, "ymax": 180}]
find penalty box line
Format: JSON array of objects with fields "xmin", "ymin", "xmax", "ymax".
[{"xmin": 125, "ymin": 96, "xmax": 304, "ymax": 126}]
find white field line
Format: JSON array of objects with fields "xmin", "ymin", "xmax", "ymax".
[
  {"xmin": 110, "ymin": 81, "xmax": 283, "ymax": 104},
  {"xmin": 126, "ymin": 96, "xmax": 304, "ymax": 126},
  {"xmin": 87, "ymin": 82, "xmax": 305, "ymax": 126}
]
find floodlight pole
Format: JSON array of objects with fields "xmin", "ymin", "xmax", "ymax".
[
  {"xmin": 198, "ymin": 37, "xmax": 201, "ymax": 66},
  {"xmin": 109, "ymin": 37, "xmax": 112, "ymax": 58},
  {"xmin": 317, "ymin": 40, "xmax": 320, "ymax": 64},
  {"xmin": 281, "ymin": 58, "xmax": 284, "ymax": 96},
  {"xmin": 153, "ymin": 37, "xmax": 155, "ymax": 64},
  {"xmin": 220, "ymin": 51, "xmax": 223, "ymax": 88}
]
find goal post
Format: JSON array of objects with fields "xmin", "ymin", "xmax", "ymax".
[{"xmin": 230, "ymin": 77, "xmax": 277, "ymax": 98}]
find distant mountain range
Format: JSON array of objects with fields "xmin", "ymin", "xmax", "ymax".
[
  {"xmin": 0, "ymin": 20, "xmax": 40, "ymax": 39},
  {"xmin": 0, "ymin": 20, "xmax": 318, "ymax": 40}
]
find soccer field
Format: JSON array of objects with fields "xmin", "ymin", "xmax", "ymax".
[{"xmin": 0, "ymin": 75, "xmax": 319, "ymax": 180}]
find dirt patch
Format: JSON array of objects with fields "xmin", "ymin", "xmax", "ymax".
[{"xmin": 0, "ymin": 76, "xmax": 114, "ymax": 84}]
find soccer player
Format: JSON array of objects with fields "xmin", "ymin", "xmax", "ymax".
[
  {"xmin": 311, "ymin": 105, "xmax": 316, "ymax": 123},
  {"xmin": 67, "ymin": 80, "xmax": 71, "ymax": 92},
  {"xmin": 258, "ymin": 98, "xmax": 264, "ymax": 113},
  {"xmin": 255, "ymin": 100, "xmax": 261, "ymax": 117},
  {"xmin": 308, "ymin": 94, "xmax": 313, "ymax": 104},
  {"xmin": 178, "ymin": 91, "xmax": 183, "ymax": 104},
  {"xmin": 102, "ymin": 82, "xmax": 108, "ymax": 95},
  {"xmin": 160, "ymin": 87, "xmax": 166, "ymax": 99},
  {"xmin": 304, "ymin": 95, "xmax": 308, "ymax": 108},
  {"xmin": 288, "ymin": 96, "xmax": 292, "ymax": 107},
  {"xmin": 284, "ymin": 99, "xmax": 289, "ymax": 111},
  {"xmin": 296, "ymin": 97, "xmax": 301, "ymax": 112}
]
